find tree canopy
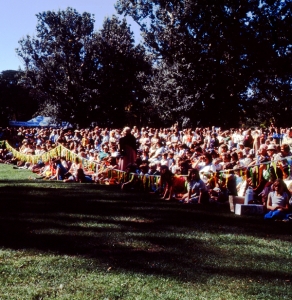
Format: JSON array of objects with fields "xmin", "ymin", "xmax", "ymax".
[
  {"xmin": 12, "ymin": 3, "xmax": 292, "ymax": 128},
  {"xmin": 0, "ymin": 70, "xmax": 37, "ymax": 126},
  {"xmin": 116, "ymin": 0, "xmax": 292, "ymax": 127},
  {"xmin": 16, "ymin": 8, "xmax": 150, "ymax": 127},
  {"xmin": 87, "ymin": 16, "xmax": 151, "ymax": 127}
]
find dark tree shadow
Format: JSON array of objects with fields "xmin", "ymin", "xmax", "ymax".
[{"xmin": 0, "ymin": 183, "xmax": 291, "ymax": 284}]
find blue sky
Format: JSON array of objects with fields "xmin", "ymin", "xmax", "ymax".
[{"xmin": 0, "ymin": 0, "xmax": 141, "ymax": 72}]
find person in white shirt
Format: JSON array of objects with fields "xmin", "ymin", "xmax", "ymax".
[
  {"xmin": 160, "ymin": 153, "xmax": 169, "ymax": 166},
  {"xmin": 232, "ymin": 129, "xmax": 243, "ymax": 148},
  {"xmin": 149, "ymin": 142, "xmax": 165, "ymax": 162},
  {"xmin": 199, "ymin": 153, "xmax": 216, "ymax": 186},
  {"xmin": 282, "ymin": 129, "xmax": 292, "ymax": 145},
  {"xmin": 170, "ymin": 131, "xmax": 180, "ymax": 143}
]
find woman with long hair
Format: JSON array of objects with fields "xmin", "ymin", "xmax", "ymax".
[
  {"xmin": 264, "ymin": 178, "xmax": 290, "ymax": 221},
  {"xmin": 178, "ymin": 169, "xmax": 207, "ymax": 204}
]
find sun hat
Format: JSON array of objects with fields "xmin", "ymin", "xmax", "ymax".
[
  {"xmin": 267, "ymin": 144, "xmax": 276, "ymax": 150},
  {"xmin": 259, "ymin": 144, "xmax": 268, "ymax": 150}
]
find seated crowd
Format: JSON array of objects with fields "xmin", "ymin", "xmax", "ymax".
[{"xmin": 0, "ymin": 124, "xmax": 292, "ymax": 219}]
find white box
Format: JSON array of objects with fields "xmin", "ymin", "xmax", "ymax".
[
  {"xmin": 229, "ymin": 196, "xmax": 244, "ymax": 212},
  {"xmin": 235, "ymin": 204, "xmax": 264, "ymax": 215}
]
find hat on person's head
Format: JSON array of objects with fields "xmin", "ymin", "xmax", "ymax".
[
  {"xmin": 74, "ymin": 130, "xmax": 80, "ymax": 133},
  {"xmin": 267, "ymin": 144, "xmax": 276, "ymax": 151},
  {"xmin": 238, "ymin": 142, "xmax": 244, "ymax": 146}
]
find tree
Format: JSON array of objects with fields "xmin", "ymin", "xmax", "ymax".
[
  {"xmin": 242, "ymin": 0, "xmax": 292, "ymax": 127},
  {"xmin": 0, "ymin": 70, "xmax": 37, "ymax": 126},
  {"xmin": 86, "ymin": 16, "xmax": 151, "ymax": 127},
  {"xmin": 16, "ymin": 8, "xmax": 96, "ymax": 127},
  {"xmin": 116, "ymin": 0, "xmax": 292, "ymax": 127},
  {"xmin": 16, "ymin": 8, "xmax": 150, "ymax": 128}
]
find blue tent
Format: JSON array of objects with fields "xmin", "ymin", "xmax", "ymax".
[{"xmin": 9, "ymin": 116, "xmax": 72, "ymax": 128}]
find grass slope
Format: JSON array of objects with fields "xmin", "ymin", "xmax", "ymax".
[{"xmin": 0, "ymin": 164, "xmax": 291, "ymax": 299}]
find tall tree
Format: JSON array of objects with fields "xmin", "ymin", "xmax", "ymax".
[
  {"xmin": 0, "ymin": 70, "xmax": 37, "ymax": 126},
  {"xmin": 87, "ymin": 16, "xmax": 151, "ymax": 127},
  {"xmin": 116, "ymin": 0, "xmax": 292, "ymax": 127},
  {"xmin": 17, "ymin": 8, "xmax": 96, "ymax": 127},
  {"xmin": 16, "ymin": 8, "xmax": 150, "ymax": 128}
]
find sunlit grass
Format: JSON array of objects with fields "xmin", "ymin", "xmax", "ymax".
[{"xmin": 0, "ymin": 163, "xmax": 291, "ymax": 299}]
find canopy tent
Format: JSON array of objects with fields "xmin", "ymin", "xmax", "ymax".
[{"xmin": 9, "ymin": 116, "xmax": 72, "ymax": 128}]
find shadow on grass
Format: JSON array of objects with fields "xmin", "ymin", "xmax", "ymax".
[{"xmin": 0, "ymin": 183, "xmax": 291, "ymax": 284}]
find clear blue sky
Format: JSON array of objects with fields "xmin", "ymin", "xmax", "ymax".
[{"xmin": 0, "ymin": 0, "xmax": 141, "ymax": 72}]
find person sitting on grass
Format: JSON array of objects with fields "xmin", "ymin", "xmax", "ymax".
[
  {"xmin": 63, "ymin": 157, "xmax": 82, "ymax": 182},
  {"xmin": 264, "ymin": 178, "xmax": 290, "ymax": 221},
  {"xmin": 50, "ymin": 158, "xmax": 67, "ymax": 181},
  {"xmin": 75, "ymin": 168, "xmax": 93, "ymax": 183},
  {"xmin": 178, "ymin": 168, "xmax": 207, "ymax": 204},
  {"xmin": 32, "ymin": 160, "xmax": 51, "ymax": 179}
]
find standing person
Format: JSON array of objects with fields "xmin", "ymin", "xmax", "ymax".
[
  {"xmin": 118, "ymin": 127, "xmax": 137, "ymax": 171},
  {"xmin": 243, "ymin": 128, "xmax": 254, "ymax": 148},
  {"xmin": 252, "ymin": 129, "xmax": 261, "ymax": 154},
  {"xmin": 159, "ymin": 165, "xmax": 174, "ymax": 200}
]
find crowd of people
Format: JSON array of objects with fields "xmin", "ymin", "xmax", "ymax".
[{"xmin": 0, "ymin": 124, "xmax": 292, "ymax": 221}]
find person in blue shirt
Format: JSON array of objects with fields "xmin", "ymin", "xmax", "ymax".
[
  {"xmin": 50, "ymin": 158, "xmax": 68, "ymax": 180},
  {"xmin": 272, "ymin": 127, "xmax": 283, "ymax": 144}
]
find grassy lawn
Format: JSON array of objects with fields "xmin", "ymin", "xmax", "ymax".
[{"xmin": 0, "ymin": 164, "xmax": 291, "ymax": 299}]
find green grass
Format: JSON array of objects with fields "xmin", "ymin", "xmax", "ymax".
[{"xmin": 0, "ymin": 164, "xmax": 291, "ymax": 299}]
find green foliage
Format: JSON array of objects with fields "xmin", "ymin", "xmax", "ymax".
[
  {"xmin": 12, "ymin": 2, "xmax": 292, "ymax": 128},
  {"xmin": 88, "ymin": 16, "xmax": 151, "ymax": 127},
  {"xmin": 0, "ymin": 70, "xmax": 37, "ymax": 126},
  {"xmin": 16, "ymin": 8, "xmax": 95, "ymax": 126},
  {"xmin": 116, "ymin": 0, "xmax": 292, "ymax": 127},
  {"xmin": 16, "ymin": 8, "xmax": 150, "ymax": 127}
]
